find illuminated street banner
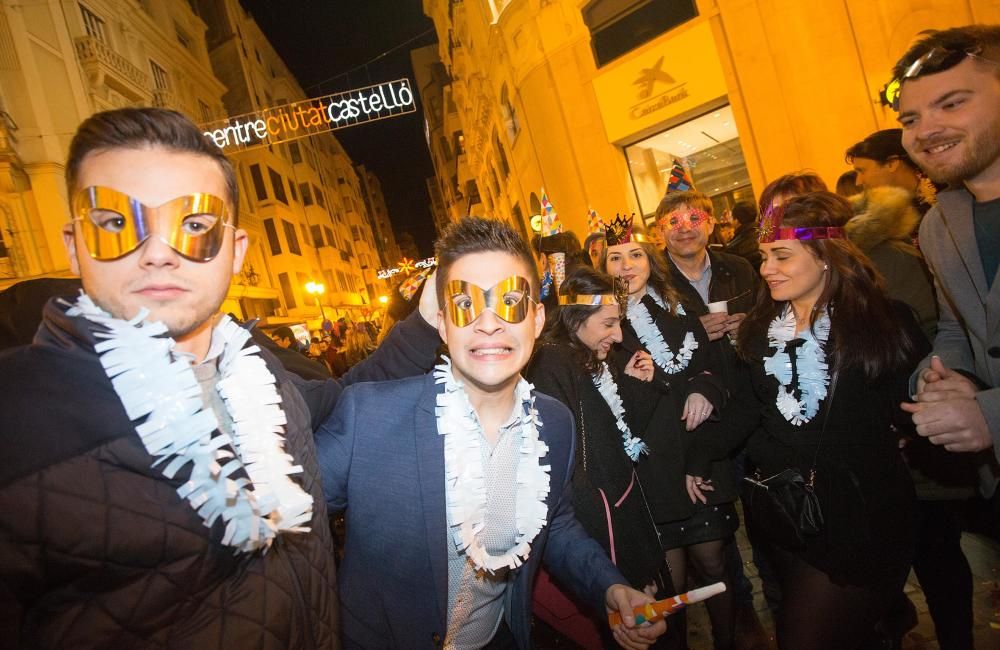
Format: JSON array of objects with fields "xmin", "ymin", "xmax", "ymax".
[
  {"xmin": 201, "ymin": 78, "xmax": 416, "ymax": 153},
  {"xmin": 377, "ymin": 256, "xmax": 436, "ymax": 280}
]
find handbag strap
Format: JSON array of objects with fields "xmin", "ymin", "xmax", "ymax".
[{"xmin": 805, "ymin": 369, "xmax": 839, "ymax": 488}]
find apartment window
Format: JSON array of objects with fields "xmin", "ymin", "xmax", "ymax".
[
  {"xmin": 282, "ymin": 219, "xmax": 301, "ymax": 255},
  {"xmin": 311, "ymin": 224, "xmax": 324, "ymax": 247},
  {"xmin": 323, "ymin": 270, "xmax": 336, "ymax": 296},
  {"xmin": 288, "ymin": 181, "xmax": 298, "ymax": 202},
  {"xmin": 268, "ymin": 167, "xmax": 288, "ymax": 204},
  {"xmin": 344, "ymin": 196, "xmax": 354, "ymax": 212},
  {"xmin": 315, "ymin": 186, "xmax": 326, "ymax": 209},
  {"xmin": 336, "ymin": 270, "xmax": 349, "ymax": 292},
  {"xmin": 255, "ymin": 49, "xmax": 262, "ymax": 64},
  {"xmin": 79, "ymin": 4, "xmax": 107, "ymax": 42},
  {"xmin": 324, "ymin": 226, "xmax": 335, "ymax": 247},
  {"xmin": 263, "ymin": 218, "xmax": 281, "ymax": 255},
  {"xmin": 454, "ymin": 132, "xmax": 466, "ymax": 156},
  {"xmin": 249, "ymin": 164, "xmax": 268, "ymax": 201},
  {"xmin": 584, "ymin": 0, "xmax": 698, "ymax": 67},
  {"xmin": 299, "ymin": 183, "xmax": 313, "ymax": 206},
  {"xmin": 278, "ymin": 272, "xmax": 296, "ymax": 309},
  {"xmin": 300, "ymin": 223, "xmax": 310, "ymax": 248},
  {"xmin": 494, "ymin": 130, "xmax": 510, "ymax": 177},
  {"xmin": 289, "ymin": 141, "xmax": 302, "ymax": 164},
  {"xmin": 198, "ymin": 100, "xmax": 212, "ymax": 122},
  {"xmin": 175, "ymin": 23, "xmax": 192, "ymax": 51},
  {"xmin": 150, "ymin": 60, "xmax": 169, "ymax": 90}
]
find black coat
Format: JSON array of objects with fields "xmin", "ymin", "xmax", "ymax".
[
  {"xmin": 0, "ymin": 300, "xmax": 440, "ymax": 648},
  {"xmin": 686, "ymin": 306, "xmax": 924, "ymax": 587},
  {"xmin": 724, "ymin": 224, "xmax": 762, "ymax": 272},
  {"xmin": 618, "ymin": 295, "xmax": 735, "ymax": 524},
  {"xmin": 667, "ymin": 250, "xmax": 759, "ymax": 395},
  {"xmin": 527, "ymin": 343, "xmax": 664, "ymax": 587}
]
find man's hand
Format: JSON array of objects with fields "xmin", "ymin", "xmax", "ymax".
[
  {"xmin": 417, "ymin": 270, "xmax": 439, "ymax": 326},
  {"xmin": 913, "ymin": 356, "xmax": 978, "ymax": 402},
  {"xmin": 624, "ymin": 350, "xmax": 654, "ymax": 382},
  {"xmin": 699, "ymin": 312, "xmax": 729, "ymax": 341},
  {"xmin": 722, "ymin": 312, "xmax": 746, "ymax": 335},
  {"xmin": 681, "ymin": 392, "xmax": 713, "ymax": 431},
  {"xmin": 901, "ymin": 397, "xmax": 992, "ymax": 453},
  {"xmin": 605, "ymin": 584, "xmax": 666, "ymax": 650}
]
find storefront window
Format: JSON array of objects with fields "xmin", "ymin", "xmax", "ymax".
[{"xmin": 625, "ymin": 104, "xmax": 755, "ymax": 222}]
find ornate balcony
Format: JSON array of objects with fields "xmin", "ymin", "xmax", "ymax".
[{"xmin": 74, "ymin": 36, "xmax": 151, "ymax": 103}]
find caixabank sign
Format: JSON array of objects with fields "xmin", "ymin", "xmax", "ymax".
[{"xmin": 201, "ymin": 79, "xmax": 416, "ymax": 153}]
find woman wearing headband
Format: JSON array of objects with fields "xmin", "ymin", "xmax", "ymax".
[
  {"xmin": 526, "ymin": 266, "xmax": 672, "ymax": 648},
  {"xmin": 687, "ymin": 191, "xmax": 925, "ymax": 649},
  {"xmin": 600, "ymin": 216, "xmax": 736, "ymax": 650}
]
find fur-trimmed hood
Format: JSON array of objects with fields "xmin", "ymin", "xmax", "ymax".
[{"xmin": 846, "ymin": 186, "xmax": 921, "ymax": 253}]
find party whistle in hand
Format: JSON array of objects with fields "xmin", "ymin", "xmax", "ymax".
[{"xmin": 608, "ymin": 582, "xmax": 727, "ymax": 627}]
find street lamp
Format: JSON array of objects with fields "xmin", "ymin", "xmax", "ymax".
[
  {"xmin": 304, "ymin": 281, "xmax": 328, "ymax": 327},
  {"xmin": 378, "ymin": 295, "xmax": 388, "ymax": 305}
]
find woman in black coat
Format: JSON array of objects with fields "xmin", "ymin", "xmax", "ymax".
[
  {"xmin": 526, "ymin": 266, "xmax": 669, "ymax": 649},
  {"xmin": 686, "ymin": 192, "xmax": 925, "ymax": 649},
  {"xmin": 601, "ymin": 218, "xmax": 735, "ymax": 650}
]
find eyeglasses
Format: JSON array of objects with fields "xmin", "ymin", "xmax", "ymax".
[
  {"xmin": 657, "ymin": 208, "xmax": 712, "ymax": 232},
  {"xmin": 886, "ymin": 46, "xmax": 996, "ymax": 110},
  {"xmin": 72, "ymin": 186, "xmax": 234, "ymax": 261},
  {"xmin": 446, "ymin": 276, "xmax": 536, "ymax": 327}
]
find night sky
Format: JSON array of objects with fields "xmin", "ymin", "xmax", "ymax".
[{"xmin": 241, "ymin": 0, "xmax": 439, "ymax": 256}]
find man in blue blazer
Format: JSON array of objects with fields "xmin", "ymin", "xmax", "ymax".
[{"xmin": 317, "ymin": 217, "xmax": 665, "ymax": 648}]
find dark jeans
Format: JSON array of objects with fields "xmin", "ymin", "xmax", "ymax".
[{"xmin": 912, "ymin": 499, "xmax": 974, "ymax": 650}]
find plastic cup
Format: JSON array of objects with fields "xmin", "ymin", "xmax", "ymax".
[{"xmin": 707, "ymin": 300, "xmax": 728, "ymax": 314}]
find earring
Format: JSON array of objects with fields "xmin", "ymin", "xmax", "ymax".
[{"xmin": 824, "ymin": 264, "xmax": 829, "ymax": 271}]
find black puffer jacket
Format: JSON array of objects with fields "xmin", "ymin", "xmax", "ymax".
[{"xmin": 0, "ymin": 299, "xmax": 440, "ymax": 648}]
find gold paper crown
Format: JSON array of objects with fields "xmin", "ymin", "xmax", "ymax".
[
  {"xmin": 604, "ymin": 213, "xmax": 647, "ymax": 246},
  {"xmin": 556, "ymin": 276, "xmax": 631, "ymax": 317}
]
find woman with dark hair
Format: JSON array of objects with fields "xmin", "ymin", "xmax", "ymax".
[
  {"xmin": 687, "ymin": 191, "xmax": 925, "ymax": 649},
  {"xmin": 526, "ymin": 266, "xmax": 671, "ymax": 648},
  {"xmin": 599, "ymin": 216, "xmax": 736, "ymax": 650}
]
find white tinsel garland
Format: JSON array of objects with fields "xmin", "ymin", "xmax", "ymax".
[
  {"xmin": 433, "ymin": 357, "xmax": 551, "ymax": 573},
  {"xmin": 592, "ymin": 362, "xmax": 649, "ymax": 461},
  {"xmin": 67, "ymin": 294, "xmax": 312, "ymax": 553},
  {"xmin": 762, "ymin": 305, "xmax": 832, "ymax": 426}
]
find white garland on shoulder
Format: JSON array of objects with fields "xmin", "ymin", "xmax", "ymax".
[
  {"xmin": 762, "ymin": 305, "xmax": 832, "ymax": 426},
  {"xmin": 592, "ymin": 362, "xmax": 649, "ymax": 461},
  {"xmin": 434, "ymin": 357, "xmax": 551, "ymax": 574},
  {"xmin": 66, "ymin": 293, "xmax": 313, "ymax": 553},
  {"xmin": 627, "ymin": 288, "xmax": 697, "ymax": 374}
]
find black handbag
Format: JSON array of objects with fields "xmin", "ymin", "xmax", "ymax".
[{"xmin": 741, "ymin": 371, "xmax": 838, "ymax": 551}]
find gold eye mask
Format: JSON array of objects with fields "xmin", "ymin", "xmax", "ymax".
[
  {"xmin": 446, "ymin": 275, "xmax": 534, "ymax": 327},
  {"xmin": 72, "ymin": 186, "xmax": 232, "ymax": 262}
]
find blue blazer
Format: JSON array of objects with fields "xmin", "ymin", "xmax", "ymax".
[{"xmin": 315, "ymin": 373, "xmax": 627, "ymax": 648}]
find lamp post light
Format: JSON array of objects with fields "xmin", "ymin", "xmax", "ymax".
[
  {"xmin": 304, "ymin": 281, "xmax": 329, "ymax": 329},
  {"xmin": 378, "ymin": 294, "xmax": 388, "ymax": 305}
]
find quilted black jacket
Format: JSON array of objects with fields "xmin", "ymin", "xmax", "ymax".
[{"xmin": 0, "ymin": 299, "xmax": 440, "ymax": 648}]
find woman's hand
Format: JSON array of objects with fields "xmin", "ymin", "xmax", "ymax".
[
  {"xmin": 681, "ymin": 392, "xmax": 713, "ymax": 431},
  {"xmin": 685, "ymin": 474, "xmax": 714, "ymax": 504},
  {"xmin": 624, "ymin": 350, "xmax": 654, "ymax": 382}
]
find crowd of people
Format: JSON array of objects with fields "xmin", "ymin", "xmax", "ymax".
[{"xmin": 0, "ymin": 23, "xmax": 997, "ymax": 650}]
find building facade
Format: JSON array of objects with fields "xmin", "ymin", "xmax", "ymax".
[
  {"xmin": 418, "ymin": 0, "xmax": 1000, "ymax": 235},
  {"xmin": 0, "ymin": 0, "xmax": 391, "ymax": 331}
]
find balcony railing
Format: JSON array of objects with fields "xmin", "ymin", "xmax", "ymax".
[
  {"xmin": 152, "ymin": 88, "xmax": 178, "ymax": 109},
  {"xmin": 75, "ymin": 36, "xmax": 150, "ymax": 101}
]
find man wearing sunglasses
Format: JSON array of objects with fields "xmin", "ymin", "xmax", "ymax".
[
  {"xmin": 894, "ymin": 25, "xmax": 1000, "ymax": 650},
  {"xmin": 0, "ymin": 108, "xmax": 443, "ymax": 647},
  {"xmin": 896, "ymin": 26, "xmax": 1000, "ymax": 459},
  {"xmin": 315, "ymin": 217, "xmax": 665, "ymax": 649}
]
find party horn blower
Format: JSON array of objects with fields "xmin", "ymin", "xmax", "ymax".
[{"xmin": 608, "ymin": 582, "xmax": 726, "ymax": 627}]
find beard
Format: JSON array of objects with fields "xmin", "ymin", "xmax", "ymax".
[{"xmin": 917, "ymin": 116, "xmax": 1000, "ymax": 186}]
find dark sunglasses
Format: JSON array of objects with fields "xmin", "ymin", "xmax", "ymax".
[{"xmin": 887, "ymin": 46, "xmax": 993, "ymax": 110}]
